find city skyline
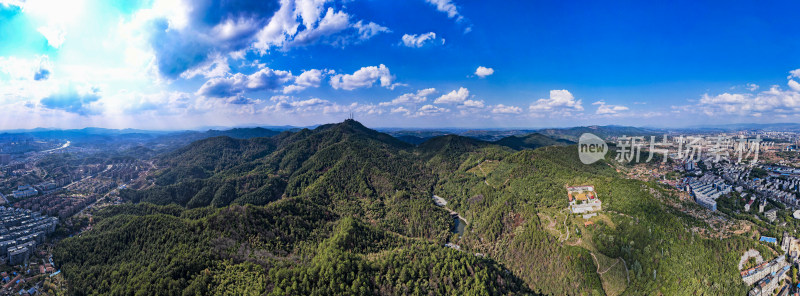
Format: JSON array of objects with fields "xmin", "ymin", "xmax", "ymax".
[{"xmin": 1, "ymin": 0, "xmax": 800, "ymax": 130}]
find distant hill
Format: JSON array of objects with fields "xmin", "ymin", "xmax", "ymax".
[
  {"xmin": 536, "ymin": 125, "xmax": 660, "ymax": 141},
  {"xmin": 383, "ymin": 129, "xmax": 536, "ymax": 142},
  {"xmin": 148, "ymin": 127, "xmax": 281, "ymax": 152},
  {"xmin": 395, "ymin": 135, "xmax": 430, "ymax": 145},
  {"xmin": 418, "ymin": 134, "xmax": 491, "ymax": 156},
  {"xmin": 0, "ymin": 127, "xmax": 281, "ymax": 154},
  {"xmin": 493, "ymin": 133, "xmax": 574, "ymax": 150},
  {"xmin": 677, "ymin": 122, "xmax": 800, "ymax": 132}
]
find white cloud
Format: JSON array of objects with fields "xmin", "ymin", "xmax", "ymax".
[
  {"xmin": 0, "ymin": 56, "xmax": 51, "ymax": 81},
  {"xmin": 691, "ymin": 77, "xmax": 800, "ymax": 116},
  {"xmin": 788, "ymin": 69, "xmax": 800, "ymax": 79},
  {"xmin": 197, "ymin": 68, "xmax": 293, "ymax": 98},
  {"xmin": 246, "ymin": 68, "xmax": 294, "ymax": 90},
  {"xmin": 529, "ymin": 89, "xmax": 584, "ymax": 113},
  {"xmin": 714, "ymin": 71, "xmax": 800, "ymax": 110},
  {"xmin": 474, "ymin": 66, "xmax": 494, "ymax": 78},
  {"xmin": 380, "ymin": 88, "xmax": 436, "ymax": 106},
  {"xmin": 747, "ymin": 83, "xmax": 759, "ymax": 91},
  {"xmin": 267, "ymin": 95, "xmax": 333, "ymax": 112},
  {"xmin": 461, "ymin": 99, "xmax": 484, "ymax": 108},
  {"xmin": 434, "ymin": 87, "xmax": 469, "ymax": 104},
  {"xmin": 351, "ymin": 103, "xmax": 383, "ymax": 115},
  {"xmin": 295, "ymin": 0, "xmax": 329, "ymax": 29},
  {"xmin": 290, "ymin": 7, "xmax": 350, "ymax": 46},
  {"xmin": 9, "ymin": 0, "xmax": 88, "ymax": 49},
  {"xmin": 401, "ymin": 32, "xmax": 444, "ymax": 48},
  {"xmin": 180, "ymin": 55, "xmax": 230, "ymax": 79},
  {"xmin": 491, "ymin": 104, "xmax": 522, "ymax": 114},
  {"xmin": 253, "ymin": 0, "xmax": 389, "ymax": 52},
  {"xmin": 415, "ymin": 104, "xmax": 449, "ymax": 116},
  {"xmin": 37, "ymin": 25, "xmax": 66, "ymax": 48},
  {"xmin": 390, "ymin": 106, "xmax": 411, "ymax": 115},
  {"xmin": 592, "ymin": 100, "xmax": 629, "ymax": 115},
  {"xmin": 292, "ymin": 97, "xmax": 329, "ymax": 107},
  {"xmin": 425, "ymin": 0, "xmax": 462, "ymax": 20},
  {"xmin": 265, "ymin": 95, "xmax": 381, "ymax": 115},
  {"xmin": 283, "ymin": 69, "xmax": 324, "ymax": 93},
  {"xmin": 330, "ymin": 64, "xmax": 398, "ymax": 90},
  {"xmin": 789, "ymin": 80, "xmax": 800, "ymax": 92},
  {"xmin": 353, "ymin": 21, "xmax": 391, "ymax": 40}
]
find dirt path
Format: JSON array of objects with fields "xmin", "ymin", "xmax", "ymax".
[
  {"xmin": 539, "ymin": 213, "xmax": 566, "ymax": 240},
  {"xmin": 620, "ymin": 258, "xmax": 630, "ymax": 284},
  {"xmin": 597, "ymin": 257, "xmax": 621, "ymax": 274},
  {"xmin": 479, "ymin": 166, "xmax": 495, "ymax": 188},
  {"xmin": 589, "ymin": 251, "xmax": 630, "ymax": 296}
]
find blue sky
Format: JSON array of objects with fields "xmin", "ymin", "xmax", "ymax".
[{"xmin": 1, "ymin": 0, "xmax": 799, "ymax": 130}]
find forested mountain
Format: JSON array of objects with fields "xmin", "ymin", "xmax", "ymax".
[
  {"xmin": 55, "ymin": 120, "xmax": 758, "ymax": 295},
  {"xmin": 493, "ymin": 133, "xmax": 575, "ymax": 150}
]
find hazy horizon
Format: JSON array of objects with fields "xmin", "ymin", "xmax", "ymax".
[{"xmin": 3, "ymin": 120, "xmax": 800, "ymax": 133}]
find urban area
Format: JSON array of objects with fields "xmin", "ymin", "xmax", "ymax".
[
  {"xmin": 0, "ymin": 136, "xmax": 151, "ymax": 295},
  {"xmin": 618, "ymin": 131, "xmax": 800, "ymax": 296}
]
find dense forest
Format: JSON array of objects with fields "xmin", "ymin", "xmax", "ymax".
[{"xmin": 54, "ymin": 120, "xmax": 762, "ymax": 295}]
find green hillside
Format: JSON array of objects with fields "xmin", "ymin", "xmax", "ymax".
[
  {"xmin": 493, "ymin": 133, "xmax": 575, "ymax": 150},
  {"xmin": 55, "ymin": 120, "xmax": 759, "ymax": 295}
]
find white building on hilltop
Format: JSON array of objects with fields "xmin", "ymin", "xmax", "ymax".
[{"xmin": 568, "ymin": 186, "xmax": 602, "ymax": 214}]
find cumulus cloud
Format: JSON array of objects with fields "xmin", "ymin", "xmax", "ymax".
[
  {"xmin": 351, "ymin": 103, "xmax": 383, "ymax": 115},
  {"xmin": 266, "ymin": 95, "xmax": 373, "ymax": 114},
  {"xmin": 290, "ymin": 7, "xmax": 351, "ymax": 46},
  {"xmin": 592, "ymin": 101, "xmax": 629, "ymax": 115},
  {"xmin": 39, "ymin": 84, "xmax": 101, "ymax": 116},
  {"xmin": 283, "ymin": 69, "xmax": 325, "ymax": 93},
  {"xmin": 789, "ymin": 80, "xmax": 800, "ymax": 92},
  {"xmin": 197, "ymin": 67, "xmax": 293, "ymax": 98},
  {"xmin": 425, "ymin": 0, "xmax": 462, "ymax": 21},
  {"xmin": 433, "ymin": 87, "xmax": 469, "ymax": 104},
  {"xmin": 785, "ymin": 69, "xmax": 800, "ymax": 92},
  {"xmin": 147, "ymin": 18, "xmax": 215, "ymax": 80},
  {"xmin": 353, "ymin": 20, "xmax": 391, "ymax": 40},
  {"xmin": 415, "ymin": 104, "xmax": 449, "ymax": 116},
  {"xmin": 685, "ymin": 70, "xmax": 800, "ymax": 117},
  {"xmin": 424, "ymin": 0, "xmax": 471, "ymax": 33},
  {"xmin": 330, "ymin": 64, "xmax": 398, "ymax": 90},
  {"xmin": 401, "ymin": 32, "xmax": 444, "ymax": 48},
  {"xmin": 253, "ymin": 0, "xmax": 390, "ymax": 50},
  {"xmin": 694, "ymin": 86, "xmax": 800, "ymax": 117},
  {"xmin": 0, "ymin": 56, "xmax": 52, "ymax": 81},
  {"xmin": 747, "ymin": 83, "xmax": 759, "ymax": 91},
  {"xmin": 380, "ymin": 88, "xmax": 436, "ymax": 106},
  {"xmin": 529, "ymin": 89, "xmax": 584, "ymax": 113},
  {"xmin": 474, "ymin": 66, "xmax": 493, "ymax": 78},
  {"xmin": 267, "ymin": 95, "xmax": 332, "ymax": 112},
  {"xmin": 139, "ymin": 0, "xmax": 388, "ymax": 79},
  {"xmin": 180, "ymin": 55, "xmax": 230, "ymax": 79},
  {"xmin": 788, "ymin": 69, "xmax": 800, "ymax": 79},
  {"xmin": 461, "ymin": 99, "xmax": 484, "ymax": 108},
  {"xmin": 390, "ymin": 106, "xmax": 411, "ymax": 115},
  {"xmin": 491, "ymin": 104, "xmax": 522, "ymax": 114}
]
